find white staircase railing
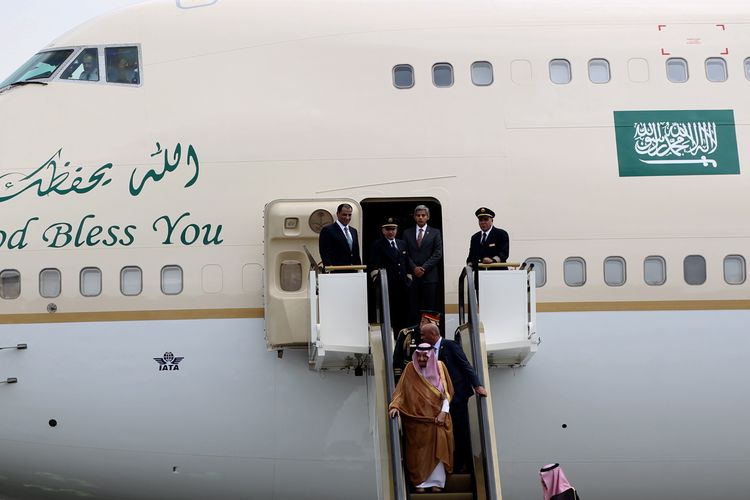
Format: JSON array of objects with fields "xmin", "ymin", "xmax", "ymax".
[{"xmin": 308, "ymin": 270, "xmax": 369, "ymax": 371}]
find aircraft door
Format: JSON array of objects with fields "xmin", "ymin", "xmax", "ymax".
[
  {"xmin": 264, "ymin": 199, "xmax": 362, "ymax": 348},
  {"xmin": 360, "ymin": 198, "xmax": 445, "ymax": 332}
]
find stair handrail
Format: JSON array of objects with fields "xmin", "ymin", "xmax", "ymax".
[
  {"xmin": 458, "ymin": 265, "xmax": 499, "ymax": 500},
  {"xmin": 374, "ymin": 269, "xmax": 407, "ymax": 500}
]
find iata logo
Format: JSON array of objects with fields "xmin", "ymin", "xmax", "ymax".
[{"xmin": 154, "ymin": 352, "xmax": 184, "ymax": 371}]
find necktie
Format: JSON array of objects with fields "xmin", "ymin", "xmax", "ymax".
[
  {"xmin": 391, "ymin": 240, "xmax": 397, "ymax": 250},
  {"xmin": 417, "ymin": 228, "xmax": 423, "ymax": 247},
  {"xmin": 344, "ymin": 226, "xmax": 353, "ymax": 250},
  {"xmin": 481, "ymin": 232, "xmax": 487, "ymax": 245}
]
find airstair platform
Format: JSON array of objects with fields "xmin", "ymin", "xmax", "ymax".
[{"xmin": 476, "ymin": 265, "xmax": 539, "ymax": 367}]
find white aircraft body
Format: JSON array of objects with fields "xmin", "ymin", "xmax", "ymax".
[{"xmin": 1, "ymin": 0, "xmax": 749, "ymax": 498}]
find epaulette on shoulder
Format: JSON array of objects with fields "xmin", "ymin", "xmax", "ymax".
[{"xmin": 398, "ymin": 326, "xmax": 416, "ymax": 336}]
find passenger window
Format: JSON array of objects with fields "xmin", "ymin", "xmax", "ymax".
[
  {"xmin": 666, "ymin": 58, "xmax": 688, "ymax": 83},
  {"xmin": 60, "ymin": 48, "xmax": 100, "ymax": 81},
  {"xmin": 563, "ymin": 257, "xmax": 586, "ymax": 286},
  {"xmin": 723, "ymin": 255, "xmax": 746, "ymax": 285},
  {"xmin": 0, "ymin": 270, "xmax": 21, "ymax": 299},
  {"xmin": 549, "ymin": 59, "xmax": 571, "ymax": 84},
  {"xmin": 161, "ymin": 265, "xmax": 183, "ymax": 295},
  {"xmin": 524, "ymin": 258, "xmax": 546, "ymax": 287},
  {"xmin": 705, "ymin": 57, "xmax": 727, "ymax": 82},
  {"xmin": 644, "ymin": 256, "xmax": 666, "ymax": 286},
  {"xmin": 121, "ymin": 266, "xmax": 143, "ymax": 296},
  {"xmin": 604, "ymin": 256, "xmax": 626, "ymax": 286},
  {"xmin": 80, "ymin": 267, "xmax": 102, "ymax": 297},
  {"xmin": 745, "ymin": 58, "xmax": 750, "ymax": 80},
  {"xmin": 393, "ymin": 64, "xmax": 414, "ymax": 89},
  {"xmin": 683, "ymin": 255, "xmax": 706, "ymax": 285},
  {"xmin": 105, "ymin": 46, "xmax": 140, "ymax": 84},
  {"xmin": 588, "ymin": 58, "xmax": 610, "ymax": 83},
  {"xmin": 471, "ymin": 61, "xmax": 493, "ymax": 86},
  {"xmin": 432, "ymin": 63, "xmax": 454, "ymax": 87},
  {"xmin": 39, "ymin": 268, "xmax": 61, "ymax": 298},
  {"xmin": 280, "ymin": 261, "xmax": 303, "ymax": 292}
]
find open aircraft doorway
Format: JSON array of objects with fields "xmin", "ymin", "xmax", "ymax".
[{"xmin": 360, "ymin": 197, "xmax": 445, "ymax": 336}]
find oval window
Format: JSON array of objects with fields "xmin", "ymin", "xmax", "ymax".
[{"xmin": 563, "ymin": 257, "xmax": 586, "ymax": 286}]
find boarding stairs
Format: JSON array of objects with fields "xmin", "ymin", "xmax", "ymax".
[
  {"xmin": 463, "ymin": 263, "xmax": 540, "ymax": 368},
  {"xmin": 306, "ymin": 262, "xmax": 538, "ymax": 499},
  {"xmin": 307, "ymin": 265, "xmax": 370, "ymax": 371},
  {"xmin": 369, "ymin": 269, "xmax": 504, "ymax": 500}
]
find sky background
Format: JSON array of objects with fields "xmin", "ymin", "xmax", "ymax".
[{"xmin": 0, "ymin": 0, "xmax": 145, "ymax": 80}]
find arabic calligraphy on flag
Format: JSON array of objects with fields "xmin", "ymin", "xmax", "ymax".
[{"xmin": 614, "ymin": 110, "xmax": 740, "ymax": 176}]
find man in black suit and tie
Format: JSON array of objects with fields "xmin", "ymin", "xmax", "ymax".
[
  {"xmin": 467, "ymin": 207, "xmax": 509, "ymax": 292},
  {"xmin": 421, "ymin": 322, "xmax": 487, "ymax": 473},
  {"xmin": 368, "ymin": 217, "xmax": 411, "ymax": 335},
  {"xmin": 318, "ymin": 203, "xmax": 361, "ymax": 270},
  {"xmin": 466, "ymin": 206, "xmax": 509, "ymax": 268},
  {"xmin": 403, "ymin": 205, "xmax": 443, "ymax": 324}
]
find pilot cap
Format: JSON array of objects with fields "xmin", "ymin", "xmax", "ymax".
[
  {"xmin": 420, "ymin": 310, "xmax": 441, "ymax": 325},
  {"xmin": 382, "ymin": 217, "xmax": 399, "ymax": 228},
  {"xmin": 475, "ymin": 207, "xmax": 495, "ymax": 218}
]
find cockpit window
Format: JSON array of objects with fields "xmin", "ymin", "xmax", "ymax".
[
  {"xmin": 0, "ymin": 49, "xmax": 74, "ymax": 88},
  {"xmin": 105, "ymin": 46, "xmax": 140, "ymax": 84},
  {"xmin": 60, "ymin": 48, "xmax": 100, "ymax": 81}
]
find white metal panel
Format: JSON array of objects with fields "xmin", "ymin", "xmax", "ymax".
[
  {"xmin": 309, "ymin": 270, "xmax": 318, "ymax": 345},
  {"xmin": 318, "ymin": 272, "xmax": 368, "ymax": 352},
  {"xmin": 528, "ymin": 269, "xmax": 537, "ymax": 338},
  {"xmin": 479, "ymin": 270, "xmax": 528, "ymax": 345}
]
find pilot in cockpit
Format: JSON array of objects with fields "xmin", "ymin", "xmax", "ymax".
[
  {"xmin": 107, "ymin": 53, "xmax": 138, "ymax": 84},
  {"xmin": 79, "ymin": 53, "xmax": 99, "ymax": 81}
]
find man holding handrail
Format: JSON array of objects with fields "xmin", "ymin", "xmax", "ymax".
[
  {"xmin": 421, "ymin": 323, "xmax": 487, "ymax": 474},
  {"xmin": 389, "ymin": 343, "xmax": 454, "ymax": 493}
]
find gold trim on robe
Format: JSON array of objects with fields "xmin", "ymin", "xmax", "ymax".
[{"xmin": 389, "ymin": 361, "xmax": 455, "ymax": 485}]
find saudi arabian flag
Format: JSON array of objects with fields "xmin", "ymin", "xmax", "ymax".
[{"xmin": 614, "ymin": 109, "xmax": 740, "ymax": 177}]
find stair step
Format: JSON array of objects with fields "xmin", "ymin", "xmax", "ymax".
[
  {"xmin": 408, "ymin": 493, "xmax": 473, "ymax": 500},
  {"xmin": 444, "ymin": 473, "xmax": 472, "ymax": 493}
]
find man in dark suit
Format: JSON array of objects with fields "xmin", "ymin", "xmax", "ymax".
[
  {"xmin": 421, "ymin": 322, "xmax": 487, "ymax": 473},
  {"xmin": 318, "ymin": 203, "xmax": 361, "ymax": 270},
  {"xmin": 466, "ymin": 206, "xmax": 509, "ymax": 268},
  {"xmin": 467, "ymin": 207, "xmax": 509, "ymax": 293},
  {"xmin": 368, "ymin": 217, "xmax": 411, "ymax": 335},
  {"xmin": 403, "ymin": 205, "xmax": 443, "ymax": 324}
]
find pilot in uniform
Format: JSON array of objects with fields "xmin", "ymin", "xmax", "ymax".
[
  {"xmin": 466, "ymin": 207, "xmax": 509, "ymax": 268},
  {"xmin": 368, "ymin": 217, "xmax": 411, "ymax": 335},
  {"xmin": 467, "ymin": 207, "xmax": 509, "ymax": 291}
]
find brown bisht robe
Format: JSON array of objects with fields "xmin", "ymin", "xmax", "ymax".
[{"xmin": 389, "ymin": 361, "xmax": 455, "ymax": 485}]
